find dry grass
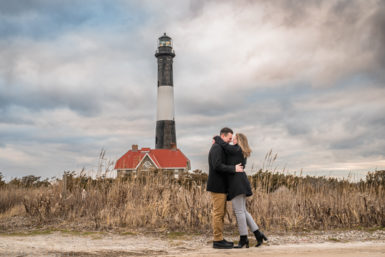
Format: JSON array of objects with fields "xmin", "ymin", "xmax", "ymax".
[
  {"xmin": 0, "ymin": 169, "xmax": 384, "ymax": 233},
  {"xmin": 248, "ymin": 170, "xmax": 385, "ymax": 230}
]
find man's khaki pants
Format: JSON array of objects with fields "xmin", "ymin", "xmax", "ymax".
[{"xmin": 211, "ymin": 192, "xmax": 227, "ymax": 241}]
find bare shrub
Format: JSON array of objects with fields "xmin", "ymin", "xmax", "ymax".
[{"xmin": 0, "ymin": 188, "xmax": 26, "ymax": 214}]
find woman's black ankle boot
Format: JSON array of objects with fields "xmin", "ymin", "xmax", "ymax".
[
  {"xmin": 253, "ymin": 229, "xmax": 268, "ymax": 247},
  {"xmin": 234, "ymin": 235, "xmax": 249, "ymax": 248}
]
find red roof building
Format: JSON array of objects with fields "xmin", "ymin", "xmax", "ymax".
[{"xmin": 115, "ymin": 144, "xmax": 190, "ymax": 175}]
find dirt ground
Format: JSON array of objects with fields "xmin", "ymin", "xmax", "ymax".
[{"xmin": 0, "ymin": 230, "xmax": 384, "ymax": 257}]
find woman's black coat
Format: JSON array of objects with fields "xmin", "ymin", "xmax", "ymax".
[{"xmin": 214, "ymin": 136, "xmax": 253, "ymax": 201}]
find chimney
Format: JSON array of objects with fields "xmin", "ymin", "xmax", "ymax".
[
  {"xmin": 170, "ymin": 142, "xmax": 177, "ymax": 151},
  {"xmin": 132, "ymin": 144, "xmax": 138, "ymax": 152}
]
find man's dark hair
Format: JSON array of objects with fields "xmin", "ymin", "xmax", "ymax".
[{"xmin": 220, "ymin": 127, "xmax": 233, "ymax": 136}]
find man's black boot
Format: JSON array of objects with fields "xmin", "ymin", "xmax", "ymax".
[
  {"xmin": 233, "ymin": 235, "xmax": 249, "ymax": 248},
  {"xmin": 253, "ymin": 229, "xmax": 268, "ymax": 247},
  {"xmin": 213, "ymin": 239, "xmax": 234, "ymax": 249}
]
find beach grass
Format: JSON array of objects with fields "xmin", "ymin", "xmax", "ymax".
[{"xmin": 0, "ymin": 168, "xmax": 384, "ymax": 233}]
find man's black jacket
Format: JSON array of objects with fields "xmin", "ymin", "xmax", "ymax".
[{"xmin": 206, "ymin": 143, "xmax": 235, "ymax": 193}]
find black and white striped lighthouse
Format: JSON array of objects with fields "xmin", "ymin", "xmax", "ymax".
[{"xmin": 155, "ymin": 33, "xmax": 176, "ymax": 149}]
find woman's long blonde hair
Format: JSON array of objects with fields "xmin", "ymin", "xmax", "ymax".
[{"xmin": 236, "ymin": 133, "xmax": 252, "ymax": 158}]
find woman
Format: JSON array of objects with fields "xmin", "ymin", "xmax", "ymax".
[{"xmin": 214, "ymin": 133, "xmax": 268, "ymax": 248}]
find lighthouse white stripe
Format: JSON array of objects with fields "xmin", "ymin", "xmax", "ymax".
[{"xmin": 157, "ymin": 85, "xmax": 174, "ymax": 121}]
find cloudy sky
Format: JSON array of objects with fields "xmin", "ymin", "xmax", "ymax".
[{"xmin": 1, "ymin": 0, "xmax": 384, "ymax": 180}]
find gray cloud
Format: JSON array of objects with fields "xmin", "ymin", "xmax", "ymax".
[
  {"xmin": 368, "ymin": 3, "xmax": 385, "ymax": 73},
  {"xmin": 1, "ymin": 0, "xmax": 384, "ymax": 180}
]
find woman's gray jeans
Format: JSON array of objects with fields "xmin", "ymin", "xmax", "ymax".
[{"xmin": 231, "ymin": 194, "xmax": 259, "ymax": 236}]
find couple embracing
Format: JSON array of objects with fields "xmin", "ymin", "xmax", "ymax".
[{"xmin": 207, "ymin": 127, "xmax": 268, "ymax": 249}]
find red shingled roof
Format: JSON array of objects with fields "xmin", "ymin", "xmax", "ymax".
[{"xmin": 115, "ymin": 147, "xmax": 189, "ymax": 170}]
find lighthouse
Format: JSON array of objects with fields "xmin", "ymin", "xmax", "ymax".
[
  {"xmin": 155, "ymin": 33, "xmax": 176, "ymax": 149},
  {"xmin": 114, "ymin": 33, "xmax": 191, "ymax": 177}
]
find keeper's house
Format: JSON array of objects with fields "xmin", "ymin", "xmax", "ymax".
[{"xmin": 114, "ymin": 144, "xmax": 190, "ymax": 176}]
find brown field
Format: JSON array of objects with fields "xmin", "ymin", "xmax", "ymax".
[
  {"xmin": 1, "ymin": 165, "xmax": 385, "ymax": 256},
  {"xmin": 0, "ymin": 166, "xmax": 384, "ymax": 233}
]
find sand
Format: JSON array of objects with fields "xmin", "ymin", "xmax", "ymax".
[{"xmin": 0, "ymin": 230, "xmax": 384, "ymax": 257}]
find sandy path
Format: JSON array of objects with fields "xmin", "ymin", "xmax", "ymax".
[
  {"xmin": 184, "ymin": 242, "xmax": 385, "ymax": 257},
  {"xmin": 0, "ymin": 232, "xmax": 384, "ymax": 257}
]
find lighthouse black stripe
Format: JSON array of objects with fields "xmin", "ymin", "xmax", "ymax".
[
  {"xmin": 155, "ymin": 120, "xmax": 176, "ymax": 149},
  {"xmin": 157, "ymin": 56, "xmax": 173, "ymax": 86}
]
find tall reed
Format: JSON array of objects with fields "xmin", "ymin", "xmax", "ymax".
[{"xmin": 0, "ymin": 169, "xmax": 384, "ymax": 232}]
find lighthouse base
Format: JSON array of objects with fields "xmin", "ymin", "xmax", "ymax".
[{"xmin": 155, "ymin": 120, "xmax": 176, "ymax": 149}]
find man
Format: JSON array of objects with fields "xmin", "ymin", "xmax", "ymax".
[{"xmin": 207, "ymin": 127, "xmax": 244, "ymax": 249}]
